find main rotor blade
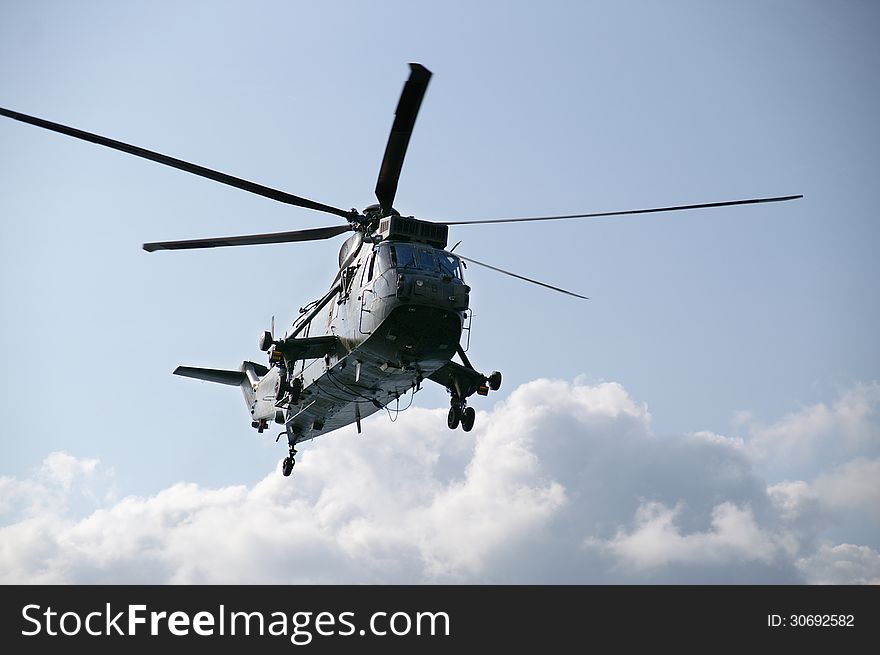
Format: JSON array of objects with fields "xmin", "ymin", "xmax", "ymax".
[
  {"xmin": 143, "ymin": 224, "xmax": 350, "ymax": 252},
  {"xmin": 375, "ymin": 63, "xmax": 432, "ymax": 213},
  {"xmin": 0, "ymin": 106, "xmax": 354, "ymax": 219},
  {"xmin": 441, "ymin": 195, "xmax": 803, "ymax": 226},
  {"xmin": 458, "ymin": 254, "xmax": 588, "ymax": 300}
]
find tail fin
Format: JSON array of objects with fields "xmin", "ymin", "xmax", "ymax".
[
  {"xmin": 174, "ymin": 366, "xmax": 246, "ymax": 386},
  {"xmin": 175, "ymin": 362, "xmax": 278, "ymax": 423}
]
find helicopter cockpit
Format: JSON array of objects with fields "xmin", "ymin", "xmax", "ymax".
[
  {"xmin": 387, "ymin": 242, "xmax": 463, "ymax": 281},
  {"xmin": 360, "ymin": 241, "xmax": 468, "ymax": 310}
]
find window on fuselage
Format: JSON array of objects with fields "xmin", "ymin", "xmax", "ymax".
[
  {"xmin": 366, "ymin": 252, "xmax": 376, "ymax": 282},
  {"xmin": 392, "ymin": 243, "xmax": 419, "ymax": 270},
  {"xmin": 360, "ymin": 253, "xmax": 371, "ymax": 285},
  {"xmin": 438, "ymin": 253, "xmax": 463, "ymax": 280},
  {"xmin": 374, "ymin": 244, "xmax": 392, "ymax": 276},
  {"xmin": 419, "ymin": 249, "xmax": 438, "ymax": 272},
  {"xmin": 391, "ymin": 243, "xmax": 450, "ymax": 274}
]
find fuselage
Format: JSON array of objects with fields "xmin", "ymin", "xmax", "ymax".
[{"xmin": 281, "ymin": 236, "xmax": 470, "ymax": 443}]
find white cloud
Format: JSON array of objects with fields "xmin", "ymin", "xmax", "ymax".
[
  {"xmin": 745, "ymin": 382, "xmax": 880, "ymax": 479},
  {"xmin": 40, "ymin": 451, "xmax": 99, "ymax": 490},
  {"xmin": 796, "ymin": 544, "xmax": 880, "ymax": 585},
  {"xmin": 812, "ymin": 458, "xmax": 880, "ymax": 516},
  {"xmin": 0, "ymin": 379, "xmax": 877, "ymax": 584},
  {"xmin": 690, "ymin": 431, "xmax": 745, "ymax": 449},
  {"xmin": 590, "ymin": 500, "xmax": 782, "ymax": 570},
  {"xmin": 0, "ymin": 450, "xmax": 105, "ymax": 521}
]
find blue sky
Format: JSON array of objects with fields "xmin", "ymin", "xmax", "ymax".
[{"xmin": 1, "ymin": 1, "xmax": 878, "ymax": 583}]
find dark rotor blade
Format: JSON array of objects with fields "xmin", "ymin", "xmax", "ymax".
[
  {"xmin": 458, "ymin": 254, "xmax": 588, "ymax": 300},
  {"xmin": 441, "ymin": 195, "xmax": 803, "ymax": 226},
  {"xmin": 0, "ymin": 106, "xmax": 354, "ymax": 219},
  {"xmin": 143, "ymin": 224, "xmax": 350, "ymax": 252},
  {"xmin": 375, "ymin": 63, "xmax": 432, "ymax": 213}
]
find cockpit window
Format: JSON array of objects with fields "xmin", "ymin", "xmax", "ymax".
[
  {"xmin": 439, "ymin": 253, "xmax": 462, "ymax": 279},
  {"xmin": 391, "ymin": 244, "xmax": 463, "ymax": 279},
  {"xmin": 375, "ymin": 244, "xmax": 392, "ymax": 276},
  {"xmin": 365, "ymin": 252, "xmax": 376, "ymax": 282},
  {"xmin": 419, "ymin": 250, "xmax": 437, "ymax": 271},
  {"xmin": 392, "ymin": 243, "xmax": 420, "ymax": 269}
]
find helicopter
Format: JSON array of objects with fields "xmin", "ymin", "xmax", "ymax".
[{"xmin": 1, "ymin": 63, "xmax": 801, "ymax": 477}]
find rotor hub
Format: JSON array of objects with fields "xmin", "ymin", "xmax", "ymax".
[
  {"xmin": 363, "ymin": 203, "xmax": 400, "ymax": 219},
  {"xmin": 359, "ymin": 203, "xmax": 400, "ymax": 232}
]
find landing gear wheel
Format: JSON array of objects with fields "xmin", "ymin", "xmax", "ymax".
[
  {"xmin": 461, "ymin": 406, "xmax": 476, "ymax": 432},
  {"xmin": 282, "ymin": 456, "xmax": 294, "ymax": 477},
  {"xmin": 488, "ymin": 371, "xmax": 502, "ymax": 391},
  {"xmin": 447, "ymin": 406, "xmax": 461, "ymax": 430}
]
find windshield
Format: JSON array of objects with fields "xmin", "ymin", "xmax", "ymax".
[
  {"xmin": 438, "ymin": 253, "xmax": 462, "ymax": 279},
  {"xmin": 391, "ymin": 244, "xmax": 463, "ymax": 279},
  {"xmin": 392, "ymin": 243, "xmax": 419, "ymax": 269}
]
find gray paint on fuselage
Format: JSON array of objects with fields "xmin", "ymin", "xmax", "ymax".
[{"xmin": 281, "ymin": 238, "xmax": 468, "ymax": 443}]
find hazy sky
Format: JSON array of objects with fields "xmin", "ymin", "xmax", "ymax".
[{"xmin": 1, "ymin": 1, "xmax": 878, "ymax": 583}]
